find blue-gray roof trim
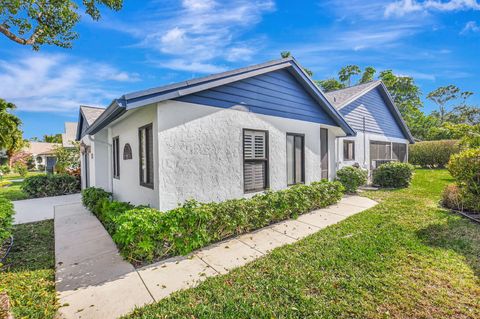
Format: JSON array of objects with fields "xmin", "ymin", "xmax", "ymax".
[{"xmin": 82, "ymin": 57, "xmax": 355, "ymax": 137}]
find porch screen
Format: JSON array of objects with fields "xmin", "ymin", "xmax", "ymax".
[
  {"xmin": 243, "ymin": 129, "xmax": 268, "ymax": 192},
  {"xmin": 392, "ymin": 143, "xmax": 407, "ymax": 162}
]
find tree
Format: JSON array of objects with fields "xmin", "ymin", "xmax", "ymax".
[
  {"xmin": 447, "ymin": 105, "xmax": 480, "ymax": 125},
  {"xmin": 315, "ymin": 79, "xmax": 345, "ymax": 92},
  {"xmin": 43, "ymin": 134, "xmax": 63, "ymax": 143},
  {"xmin": 0, "ymin": 99, "xmax": 24, "ymax": 166},
  {"xmin": 378, "ymin": 70, "xmax": 423, "ymax": 116},
  {"xmin": 426, "ymin": 85, "xmax": 461, "ymax": 124},
  {"xmin": 359, "ymin": 66, "xmax": 376, "ymax": 84},
  {"xmin": 279, "ymin": 51, "xmax": 313, "ymax": 77},
  {"xmin": 338, "ymin": 65, "xmax": 361, "ymax": 86},
  {"xmin": 0, "ymin": 0, "xmax": 123, "ymax": 50},
  {"xmin": 53, "ymin": 142, "xmax": 80, "ymax": 174}
]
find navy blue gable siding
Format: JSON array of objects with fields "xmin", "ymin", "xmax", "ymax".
[
  {"xmin": 340, "ymin": 88, "xmax": 407, "ymax": 139},
  {"xmin": 175, "ymin": 69, "xmax": 336, "ymax": 126}
]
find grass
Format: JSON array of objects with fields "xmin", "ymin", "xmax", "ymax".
[
  {"xmin": 0, "ymin": 171, "xmax": 43, "ymax": 201},
  {"xmin": 125, "ymin": 169, "xmax": 480, "ymax": 319},
  {"xmin": 0, "ymin": 220, "xmax": 58, "ymax": 319}
]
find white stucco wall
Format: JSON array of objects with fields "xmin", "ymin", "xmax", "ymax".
[
  {"xmin": 108, "ymin": 105, "xmax": 159, "ymax": 208},
  {"xmin": 156, "ymin": 100, "xmax": 344, "ymax": 211},
  {"xmin": 336, "ymin": 131, "xmax": 410, "ymax": 173},
  {"xmin": 80, "ymin": 131, "xmax": 111, "ymax": 191}
]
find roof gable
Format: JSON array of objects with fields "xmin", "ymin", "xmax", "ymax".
[
  {"xmin": 337, "ymin": 84, "xmax": 414, "ymax": 143},
  {"xmin": 83, "ymin": 58, "xmax": 355, "ymax": 137},
  {"xmin": 76, "ymin": 106, "xmax": 105, "ymax": 140},
  {"xmin": 176, "ymin": 68, "xmax": 337, "ymax": 126}
]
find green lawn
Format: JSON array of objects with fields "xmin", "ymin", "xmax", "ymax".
[
  {"xmin": 0, "ymin": 221, "xmax": 58, "ymax": 319},
  {"xmin": 125, "ymin": 169, "xmax": 480, "ymax": 319},
  {"xmin": 0, "ymin": 172, "xmax": 43, "ymax": 201}
]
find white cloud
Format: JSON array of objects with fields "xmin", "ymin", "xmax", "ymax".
[
  {"xmin": 158, "ymin": 59, "xmax": 227, "ymax": 73},
  {"xmin": 385, "ymin": 0, "xmax": 480, "ymax": 17},
  {"xmin": 0, "ymin": 54, "xmax": 138, "ymax": 113},
  {"xmin": 460, "ymin": 20, "xmax": 480, "ymax": 33},
  {"xmin": 108, "ymin": 0, "xmax": 275, "ymax": 73}
]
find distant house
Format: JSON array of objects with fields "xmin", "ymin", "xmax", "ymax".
[
  {"xmin": 20, "ymin": 122, "xmax": 79, "ymax": 172},
  {"xmin": 77, "ymin": 57, "xmax": 355, "ymax": 210},
  {"xmin": 324, "ymin": 80, "xmax": 414, "ymax": 175}
]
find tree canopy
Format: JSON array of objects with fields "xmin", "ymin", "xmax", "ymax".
[
  {"xmin": 0, "ymin": 99, "xmax": 25, "ymax": 164},
  {"xmin": 0, "ymin": 0, "xmax": 123, "ymax": 49}
]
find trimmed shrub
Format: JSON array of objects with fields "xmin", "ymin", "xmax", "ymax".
[
  {"xmin": 409, "ymin": 140, "xmax": 460, "ymax": 168},
  {"xmin": 373, "ymin": 162, "xmax": 414, "ymax": 188},
  {"xmin": 448, "ymin": 148, "xmax": 480, "ymax": 196},
  {"xmin": 81, "ymin": 187, "xmax": 112, "ymax": 215},
  {"xmin": 442, "ymin": 184, "xmax": 480, "ymax": 213},
  {"xmin": 335, "ymin": 166, "xmax": 367, "ymax": 193},
  {"xmin": 13, "ymin": 162, "xmax": 28, "ymax": 178},
  {"xmin": 22, "ymin": 174, "xmax": 80, "ymax": 198},
  {"xmin": 0, "ymin": 197, "xmax": 14, "ymax": 247},
  {"xmin": 84, "ymin": 180, "xmax": 345, "ymax": 263}
]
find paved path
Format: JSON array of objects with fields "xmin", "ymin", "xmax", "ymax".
[
  {"xmin": 13, "ymin": 193, "xmax": 81, "ymax": 224},
  {"xmin": 55, "ymin": 195, "xmax": 377, "ymax": 319}
]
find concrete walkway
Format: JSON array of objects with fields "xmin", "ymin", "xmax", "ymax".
[
  {"xmin": 55, "ymin": 195, "xmax": 377, "ymax": 319},
  {"xmin": 13, "ymin": 193, "xmax": 81, "ymax": 224}
]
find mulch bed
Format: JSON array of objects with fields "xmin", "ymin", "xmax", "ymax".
[
  {"xmin": 0, "ymin": 237, "xmax": 13, "ymax": 265},
  {"xmin": 0, "ymin": 292, "xmax": 13, "ymax": 319}
]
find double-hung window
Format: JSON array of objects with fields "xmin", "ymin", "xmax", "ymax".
[
  {"xmin": 343, "ymin": 140, "xmax": 355, "ymax": 161},
  {"xmin": 112, "ymin": 136, "xmax": 120, "ymax": 179},
  {"xmin": 139, "ymin": 124, "xmax": 154, "ymax": 188},
  {"xmin": 243, "ymin": 129, "xmax": 268, "ymax": 192},
  {"xmin": 286, "ymin": 133, "xmax": 305, "ymax": 185}
]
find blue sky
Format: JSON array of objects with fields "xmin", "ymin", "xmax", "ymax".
[{"xmin": 1, "ymin": 0, "xmax": 479, "ymax": 139}]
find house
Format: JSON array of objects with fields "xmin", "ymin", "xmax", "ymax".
[
  {"xmin": 22, "ymin": 142, "xmax": 59, "ymax": 171},
  {"xmin": 324, "ymin": 80, "xmax": 414, "ymax": 175},
  {"xmin": 76, "ymin": 57, "xmax": 356, "ymax": 210},
  {"xmin": 19, "ymin": 122, "xmax": 79, "ymax": 172}
]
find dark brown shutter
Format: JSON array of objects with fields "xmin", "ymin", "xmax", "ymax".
[{"xmin": 244, "ymin": 130, "xmax": 267, "ymax": 192}]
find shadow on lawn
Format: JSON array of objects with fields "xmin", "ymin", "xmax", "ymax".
[{"xmin": 417, "ymin": 212, "xmax": 480, "ymax": 278}]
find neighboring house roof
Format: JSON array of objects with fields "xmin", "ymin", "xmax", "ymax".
[
  {"xmin": 24, "ymin": 142, "xmax": 59, "ymax": 156},
  {"xmin": 324, "ymin": 81, "xmax": 415, "ymax": 143},
  {"xmin": 324, "ymin": 81, "xmax": 381, "ymax": 109},
  {"xmin": 62, "ymin": 122, "xmax": 78, "ymax": 147},
  {"xmin": 81, "ymin": 57, "xmax": 356, "ymax": 138},
  {"xmin": 76, "ymin": 105, "xmax": 106, "ymax": 140}
]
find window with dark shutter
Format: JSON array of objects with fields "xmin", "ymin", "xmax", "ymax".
[
  {"xmin": 343, "ymin": 140, "xmax": 355, "ymax": 161},
  {"xmin": 287, "ymin": 133, "xmax": 305, "ymax": 185},
  {"xmin": 139, "ymin": 124, "xmax": 154, "ymax": 188},
  {"xmin": 112, "ymin": 136, "xmax": 120, "ymax": 179},
  {"xmin": 243, "ymin": 129, "xmax": 268, "ymax": 192}
]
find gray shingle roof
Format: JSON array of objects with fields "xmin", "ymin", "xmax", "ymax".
[
  {"xmin": 324, "ymin": 80, "xmax": 381, "ymax": 109},
  {"xmin": 80, "ymin": 105, "xmax": 105, "ymax": 125},
  {"xmin": 62, "ymin": 122, "xmax": 78, "ymax": 147}
]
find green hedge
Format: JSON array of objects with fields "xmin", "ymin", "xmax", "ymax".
[
  {"xmin": 443, "ymin": 148, "xmax": 480, "ymax": 213},
  {"xmin": 22, "ymin": 174, "xmax": 80, "ymax": 198},
  {"xmin": 408, "ymin": 140, "xmax": 460, "ymax": 168},
  {"xmin": 335, "ymin": 166, "xmax": 367, "ymax": 193},
  {"xmin": 373, "ymin": 162, "xmax": 414, "ymax": 188},
  {"xmin": 82, "ymin": 180, "xmax": 345, "ymax": 263},
  {"xmin": 0, "ymin": 197, "xmax": 14, "ymax": 247}
]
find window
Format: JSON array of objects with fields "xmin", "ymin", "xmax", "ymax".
[
  {"xmin": 139, "ymin": 124, "xmax": 154, "ymax": 188},
  {"xmin": 123, "ymin": 143, "xmax": 132, "ymax": 160},
  {"xmin": 112, "ymin": 136, "xmax": 120, "ymax": 179},
  {"xmin": 343, "ymin": 140, "xmax": 355, "ymax": 161},
  {"xmin": 392, "ymin": 143, "xmax": 407, "ymax": 162},
  {"xmin": 243, "ymin": 129, "xmax": 268, "ymax": 192},
  {"xmin": 286, "ymin": 133, "xmax": 305, "ymax": 185}
]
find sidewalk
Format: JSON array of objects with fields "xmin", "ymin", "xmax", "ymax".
[
  {"xmin": 55, "ymin": 195, "xmax": 377, "ymax": 319},
  {"xmin": 13, "ymin": 193, "xmax": 81, "ymax": 224}
]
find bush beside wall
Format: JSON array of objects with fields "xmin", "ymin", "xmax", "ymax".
[
  {"xmin": 82, "ymin": 180, "xmax": 345, "ymax": 263},
  {"xmin": 0, "ymin": 197, "xmax": 14, "ymax": 247},
  {"xmin": 409, "ymin": 140, "xmax": 460, "ymax": 168},
  {"xmin": 373, "ymin": 162, "xmax": 415, "ymax": 188},
  {"xmin": 335, "ymin": 166, "xmax": 367, "ymax": 193},
  {"xmin": 22, "ymin": 174, "xmax": 80, "ymax": 198}
]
